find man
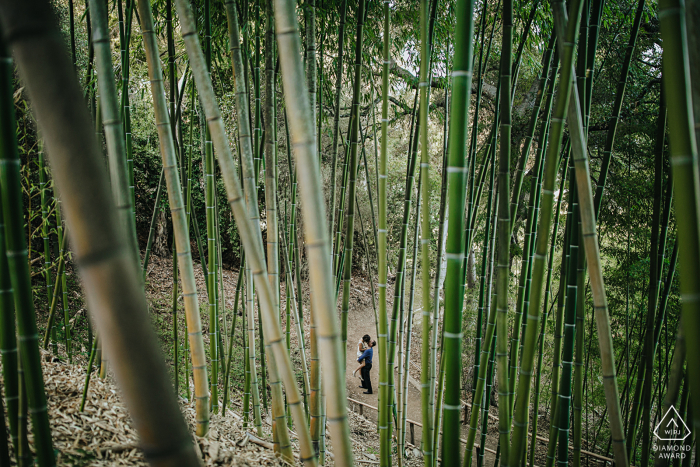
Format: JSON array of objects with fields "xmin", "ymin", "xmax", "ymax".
[{"xmin": 357, "ymin": 339, "xmax": 375, "ymax": 394}]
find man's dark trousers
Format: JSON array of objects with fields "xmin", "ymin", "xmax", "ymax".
[{"xmin": 361, "ymin": 362, "xmax": 373, "ymax": 394}]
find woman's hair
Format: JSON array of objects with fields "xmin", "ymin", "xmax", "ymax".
[{"xmin": 362, "ymin": 334, "xmax": 371, "ymax": 343}]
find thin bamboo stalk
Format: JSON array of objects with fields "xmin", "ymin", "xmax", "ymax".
[
  {"xmin": 555, "ymin": 1, "xmax": 629, "ymax": 463},
  {"xmin": 263, "ymin": 4, "xmax": 292, "ymax": 458},
  {"xmin": 495, "ymin": 0, "xmax": 512, "ymax": 463},
  {"xmin": 136, "ymin": 0, "xmax": 210, "ymax": 437},
  {"xmin": 0, "ymin": 185, "xmax": 18, "ymax": 455},
  {"xmin": 659, "ymin": 0, "xmax": 700, "ymax": 444},
  {"xmin": 419, "ymin": 0, "xmax": 434, "ymax": 463}
]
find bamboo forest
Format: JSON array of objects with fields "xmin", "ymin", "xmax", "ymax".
[{"xmin": 1, "ymin": 0, "xmax": 700, "ymax": 465}]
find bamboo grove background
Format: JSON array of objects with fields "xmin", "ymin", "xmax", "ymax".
[{"xmin": 0, "ymin": 0, "xmax": 698, "ymax": 466}]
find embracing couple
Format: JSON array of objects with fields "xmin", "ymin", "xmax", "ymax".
[{"xmin": 353, "ymin": 334, "xmax": 376, "ymax": 395}]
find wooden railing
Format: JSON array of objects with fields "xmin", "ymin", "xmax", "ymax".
[{"xmin": 347, "ymin": 396, "xmax": 619, "ymax": 464}]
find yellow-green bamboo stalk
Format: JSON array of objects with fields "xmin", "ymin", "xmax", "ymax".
[
  {"xmin": 274, "ymin": 0, "xmax": 353, "ymax": 464},
  {"xmin": 177, "ymin": 2, "xmax": 317, "ymax": 464},
  {"xmin": 135, "ymin": 0, "xmax": 210, "ymax": 437},
  {"xmin": 659, "ymin": 0, "xmax": 700, "ymax": 445},
  {"xmin": 419, "ymin": 0, "xmax": 434, "ymax": 464},
  {"xmin": 263, "ymin": 2, "xmax": 293, "ymax": 459}
]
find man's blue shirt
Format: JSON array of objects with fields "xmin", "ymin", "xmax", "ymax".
[{"xmin": 358, "ymin": 347, "xmax": 373, "ymax": 365}]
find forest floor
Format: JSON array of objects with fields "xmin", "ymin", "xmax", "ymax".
[{"xmin": 2, "ymin": 251, "xmax": 609, "ymax": 466}]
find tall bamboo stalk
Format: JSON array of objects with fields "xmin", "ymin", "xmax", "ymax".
[
  {"xmin": 179, "ymin": 2, "xmax": 319, "ymax": 464},
  {"xmin": 328, "ymin": 0, "xmax": 348, "ymax": 247},
  {"xmin": 377, "ymin": 0, "xmax": 390, "ymax": 456},
  {"xmin": 136, "ymin": 0, "xmax": 210, "ymax": 437},
  {"xmin": 659, "ymin": 0, "xmax": 700, "ymax": 443},
  {"xmin": 495, "ymin": 0, "xmax": 512, "ymax": 463},
  {"xmin": 340, "ymin": 0, "xmax": 366, "ymax": 371},
  {"xmin": 554, "ymin": 1, "xmax": 629, "ymax": 464},
  {"xmin": 0, "ymin": 182, "xmax": 18, "ymax": 456},
  {"xmin": 263, "ymin": 2, "xmax": 293, "ymax": 459},
  {"xmin": 274, "ymin": 0, "xmax": 354, "ymax": 464},
  {"xmin": 441, "ymin": 0, "xmax": 476, "ymax": 463},
  {"xmin": 1, "ymin": 1, "xmax": 203, "ymax": 462},
  {"xmin": 0, "ymin": 22, "xmax": 55, "ymax": 467},
  {"xmin": 418, "ymin": 0, "xmax": 434, "ymax": 463}
]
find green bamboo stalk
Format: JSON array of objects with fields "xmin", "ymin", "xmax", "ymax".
[
  {"xmin": 222, "ymin": 262, "xmax": 244, "ymax": 413},
  {"xmin": 38, "ymin": 144, "xmax": 56, "ymax": 355},
  {"xmin": 658, "ymin": 0, "xmax": 700, "ymax": 447},
  {"xmin": 509, "ymin": 0, "xmax": 585, "ymax": 462},
  {"xmin": 80, "ymin": 337, "xmax": 98, "ymax": 412},
  {"xmin": 639, "ymin": 87, "xmax": 667, "ymax": 467},
  {"xmin": 89, "ymin": 0, "xmax": 138, "ymax": 269},
  {"xmin": 418, "ymin": 0, "xmax": 433, "ymax": 463},
  {"xmin": 306, "ymin": 0, "xmax": 316, "ymax": 144},
  {"xmin": 136, "ymin": 0, "xmax": 210, "ymax": 437},
  {"xmin": 400, "ymin": 167, "xmax": 422, "ymax": 457},
  {"xmin": 278, "ymin": 221, "xmax": 312, "ymax": 410},
  {"xmin": 477, "ymin": 188, "xmax": 499, "ymax": 467},
  {"xmin": 171, "ymin": 244, "xmax": 179, "ymax": 393},
  {"xmin": 0, "ymin": 27, "xmax": 55, "ymax": 467},
  {"xmin": 41, "ymin": 231, "xmax": 68, "ymax": 350},
  {"xmin": 263, "ymin": 4, "xmax": 292, "ymax": 458},
  {"xmin": 274, "ymin": 0, "xmax": 354, "ymax": 463},
  {"xmin": 55, "ymin": 198, "xmax": 72, "ymax": 363},
  {"xmin": 328, "ymin": 0, "xmax": 348, "ymax": 246},
  {"xmin": 529, "ymin": 151, "xmax": 569, "ymax": 467},
  {"xmin": 556, "ymin": 0, "xmax": 629, "ymax": 463},
  {"xmin": 377, "ymin": 0, "xmax": 391, "ymax": 456},
  {"xmin": 494, "ymin": 0, "xmax": 512, "ymax": 463},
  {"xmin": 468, "ymin": 0, "xmax": 491, "ymax": 392},
  {"xmin": 0, "ymin": 184, "xmax": 18, "ymax": 455},
  {"xmin": 441, "ymin": 0, "xmax": 476, "ymax": 463},
  {"xmin": 180, "ymin": 2, "xmax": 319, "ymax": 463},
  {"xmin": 221, "ymin": 0, "xmax": 266, "ymax": 434},
  {"xmin": 339, "ymin": 0, "xmax": 366, "ymax": 371},
  {"xmin": 463, "ymin": 190, "xmax": 499, "ymax": 467},
  {"xmin": 506, "ymin": 34, "xmax": 557, "ymax": 423},
  {"xmin": 473, "ymin": 141, "xmax": 497, "ymax": 467}
]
